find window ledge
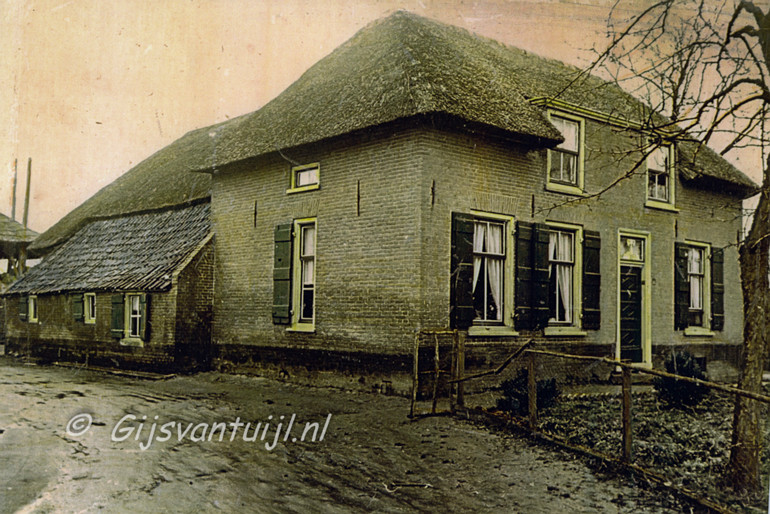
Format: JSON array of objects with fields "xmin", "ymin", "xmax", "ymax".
[
  {"xmin": 684, "ymin": 327, "xmax": 714, "ymax": 337},
  {"xmin": 545, "ymin": 182, "xmax": 586, "ymax": 197},
  {"xmin": 544, "ymin": 326, "xmax": 587, "ymax": 337},
  {"xmin": 645, "ymin": 200, "xmax": 679, "ymax": 213},
  {"xmin": 85, "ymin": 320, "xmax": 96, "ymax": 325},
  {"xmin": 286, "ymin": 184, "xmax": 319, "ymax": 195},
  {"xmin": 468, "ymin": 325, "xmax": 519, "ymax": 337},
  {"xmin": 120, "ymin": 338, "xmax": 144, "ymax": 348},
  {"xmin": 287, "ymin": 324, "xmax": 315, "ymax": 333}
]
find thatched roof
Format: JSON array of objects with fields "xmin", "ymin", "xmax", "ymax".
[
  {"xmin": 30, "ymin": 11, "xmax": 757, "ymax": 256},
  {"xmin": 0, "ymin": 213, "xmax": 37, "ymax": 244},
  {"xmin": 28, "ymin": 132, "xmax": 211, "ymax": 256},
  {"xmin": 8, "ymin": 201, "xmax": 210, "ymax": 295}
]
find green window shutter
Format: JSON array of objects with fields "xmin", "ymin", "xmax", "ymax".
[
  {"xmin": 18, "ymin": 295, "xmax": 27, "ymax": 322},
  {"xmin": 72, "ymin": 294, "xmax": 84, "ymax": 322},
  {"xmin": 110, "ymin": 294, "xmax": 124, "ymax": 338},
  {"xmin": 711, "ymin": 247, "xmax": 725, "ymax": 331},
  {"xmin": 674, "ymin": 243, "xmax": 689, "ymax": 330},
  {"xmin": 515, "ymin": 222, "xmax": 549, "ymax": 330},
  {"xmin": 515, "ymin": 221, "xmax": 534, "ymax": 330},
  {"xmin": 532, "ymin": 223, "xmax": 551, "ymax": 330},
  {"xmin": 582, "ymin": 230, "xmax": 601, "ymax": 330},
  {"xmin": 273, "ymin": 224, "xmax": 293, "ymax": 324},
  {"xmin": 139, "ymin": 294, "xmax": 150, "ymax": 341},
  {"xmin": 450, "ymin": 212, "xmax": 475, "ymax": 329}
]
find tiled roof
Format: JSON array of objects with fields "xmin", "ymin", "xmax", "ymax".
[{"xmin": 8, "ymin": 202, "xmax": 210, "ymax": 295}]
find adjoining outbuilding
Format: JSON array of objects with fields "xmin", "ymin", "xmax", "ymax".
[{"xmin": 4, "ymin": 201, "xmax": 213, "ymax": 372}]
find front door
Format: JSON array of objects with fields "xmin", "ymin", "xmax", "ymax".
[{"xmin": 619, "ymin": 265, "xmax": 642, "ymax": 362}]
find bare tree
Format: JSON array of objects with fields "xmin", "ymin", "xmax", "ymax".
[{"xmin": 586, "ymin": 0, "xmax": 770, "ymax": 493}]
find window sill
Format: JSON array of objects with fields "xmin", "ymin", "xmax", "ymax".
[
  {"xmin": 85, "ymin": 320, "xmax": 96, "ymax": 325},
  {"xmin": 120, "ymin": 338, "xmax": 144, "ymax": 348},
  {"xmin": 468, "ymin": 325, "xmax": 519, "ymax": 337},
  {"xmin": 546, "ymin": 182, "xmax": 586, "ymax": 197},
  {"xmin": 544, "ymin": 326, "xmax": 587, "ymax": 337},
  {"xmin": 684, "ymin": 327, "xmax": 714, "ymax": 337},
  {"xmin": 286, "ymin": 184, "xmax": 319, "ymax": 195},
  {"xmin": 287, "ymin": 324, "xmax": 315, "ymax": 333},
  {"xmin": 645, "ymin": 200, "xmax": 679, "ymax": 213}
]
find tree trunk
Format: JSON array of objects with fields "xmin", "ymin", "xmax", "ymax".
[{"xmin": 727, "ymin": 156, "xmax": 770, "ymax": 493}]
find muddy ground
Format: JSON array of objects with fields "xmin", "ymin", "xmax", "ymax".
[{"xmin": 1, "ymin": 357, "xmax": 695, "ymax": 513}]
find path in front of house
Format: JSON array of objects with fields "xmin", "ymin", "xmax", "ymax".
[{"xmin": 0, "ymin": 357, "xmax": 688, "ymax": 513}]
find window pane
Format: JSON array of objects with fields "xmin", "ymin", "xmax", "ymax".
[
  {"xmin": 296, "ymin": 167, "xmax": 318, "ymax": 187},
  {"xmin": 554, "ymin": 117, "xmax": 579, "ymax": 152},
  {"xmin": 648, "ymin": 146, "xmax": 668, "ymax": 171},
  {"xmin": 302, "ymin": 225, "xmax": 315, "ymax": 256},
  {"xmin": 620, "ymin": 237, "xmax": 644, "ymax": 261},
  {"xmin": 302, "ymin": 260, "xmax": 314, "ymax": 284},
  {"xmin": 301, "ymin": 289, "xmax": 314, "ymax": 320},
  {"xmin": 548, "ymin": 230, "xmax": 575, "ymax": 323},
  {"xmin": 688, "ymin": 248, "xmax": 703, "ymax": 274}
]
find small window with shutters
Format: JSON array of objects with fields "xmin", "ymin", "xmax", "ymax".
[
  {"xmin": 111, "ymin": 293, "xmax": 149, "ymax": 344},
  {"xmin": 84, "ymin": 293, "xmax": 96, "ymax": 324},
  {"xmin": 451, "ymin": 211, "xmax": 516, "ymax": 336},
  {"xmin": 514, "ymin": 221, "xmax": 600, "ymax": 334},
  {"xmin": 675, "ymin": 241, "xmax": 721, "ymax": 334},
  {"xmin": 273, "ymin": 219, "xmax": 317, "ymax": 331},
  {"xmin": 28, "ymin": 296, "xmax": 38, "ymax": 323}
]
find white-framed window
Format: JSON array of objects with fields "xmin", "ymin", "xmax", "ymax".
[
  {"xmin": 687, "ymin": 245, "xmax": 708, "ymax": 327},
  {"xmin": 548, "ymin": 230, "xmax": 574, "ymax": 324},
  {"xmin": 28, "ymin": 295, "xmax": 38, "ymax": 323},
  {"xmin": 646, "ymin": 144, "xmax": 676, "ymax": 208},
  {"xmin": 288, "ymin": 163, "xmax": 320, "ymax": 193},
  {"xmin": 293, "ymin": 219, "xmax": 316, "ymax": 326},
  {"xmin": 472, "ymin": 219, "xmax": 506, "ymax": 323},
  {"xmin": 547, "ymin": 223, "xmax": 583, "ymax": 328},
  {"xmin": 127, "ymin": 294, "xmax": 142, "ymax": 338},
  {"xmin": 84, "ymin": 293, "xmax": 96, "ymax": 324},
  {"xmin": 547, "ymin": 112, "xmax": 584, "ymax": 195}
]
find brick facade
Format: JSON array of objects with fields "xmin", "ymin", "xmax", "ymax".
[
  {"xmin": 4, "ymin": 239, "xmax": 214, "ymax": 372},
  {"xmin": 210, "ymin": 117, "xmax": 744, "ymax": 379}
]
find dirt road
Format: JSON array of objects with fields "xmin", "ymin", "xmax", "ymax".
[{"xmin": 0, "ymin": 357, "xmax": 687, "ymax": 513}]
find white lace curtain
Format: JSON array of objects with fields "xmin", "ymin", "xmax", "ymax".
[
  {"xmin": 473, "ymin": 222, "xmax": 503, "ymax": 320},
  {"xmin": 688, "ymin": 249, "xmax": 702, "ymax": 310},
  {"xmin": 549, "ymin": 231, "xmax": 573, "ymax": 323}
]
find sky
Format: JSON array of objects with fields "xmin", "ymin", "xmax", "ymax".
[{"xmin": 0, "ymin": 0, "xmax": 763, "ymax": 234}]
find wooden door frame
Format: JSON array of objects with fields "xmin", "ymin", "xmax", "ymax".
[{"xmin": 616, "ymin": 230, "xmax": 652, "ymax": 366}]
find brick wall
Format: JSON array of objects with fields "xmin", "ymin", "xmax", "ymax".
[
  {"xmin": 210, "ymin": 116, "xmax": 744, "ymax": 376},
  {"xmin": 4, "ymin": 290, "xmax": 179, "ymax": 371},
  {"xmin": 174, "ymin": 238, "xmax": 215, "ymax": 369},
  {"xmin": 417, "ymin": 119, "xmax": 743, "ymax": 365},
  {"xmin": 212, "ymin": 122, "xmax": 425, "ymax": 356}
]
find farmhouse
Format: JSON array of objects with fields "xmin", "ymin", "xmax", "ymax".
[
  {"xmin": 200, "ymin": 12, "xmax": 754, "ymax": 379},
  {"xmin": 6, "ymin": 12, "xmax": 756, "ymax": 381}
]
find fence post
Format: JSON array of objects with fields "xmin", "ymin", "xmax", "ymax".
[
  {"xmin": 528, "ymin": 351, "xmax": 537, "ymax": 431},
  {"xmin": 431, "ymin": 333, "xmax": 440, "ymax": 414},
  {"xmin": 622, "ymin": 366, "xmax": 633, "ymax": 463},
  {"xmin": 410, "ymin": 331, "xmax": 419, "ymax": 418},
  {"xmin": 457, "ymin": 332, "xmax": 465, "ymax": 408},
  {"xmin": 450, "ymin": 331, "xmax": 457, "ymax": 413}
]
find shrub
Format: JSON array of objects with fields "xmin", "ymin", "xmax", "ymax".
[
  {"xmin": 654, "ymin": 350, "xmax": 708, "ymax": 407},
  {"xmin": 497, "ymin": 368, "xmax": 559, "ymax": 415}
]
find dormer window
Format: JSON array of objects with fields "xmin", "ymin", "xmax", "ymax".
[
  {"xmin": 547, "ymin": 112, "xmax": 584, "ymax": 196},
  {"xmin": 646, "ymin": 144, "xmax": 677, "ymax": 211},
  {"xmin": 648, "ymin": 146, "xmax": 670, "ymax": 201}
]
